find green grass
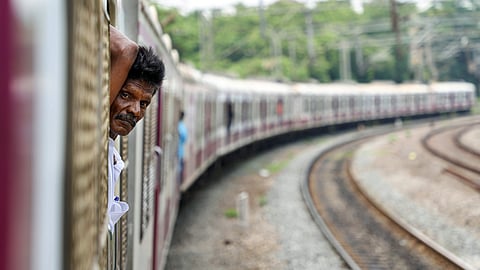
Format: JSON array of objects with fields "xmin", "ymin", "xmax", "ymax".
[
  {"xmin": 266, "ymin": 159, "xmax": 289, "ymax": 174},
  {"xmin": 259, "ymin": 195, "xmax": 267, "ymax": 207},
  {"xmin": 224, "ymin": 208, "xmax": 238, "ymax": 218},
  {"xmin": 389, "ymin": 134, "xmax": 397, "ymax": 143}
]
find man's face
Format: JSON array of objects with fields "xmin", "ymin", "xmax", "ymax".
[{"xmin": 109, "ymin": 79, "xmax": 155, "ymax": 138}]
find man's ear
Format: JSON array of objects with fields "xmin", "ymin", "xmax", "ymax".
[{"xmin": 109, "ymin": 25, "xmax": 139, "ymax": 105}]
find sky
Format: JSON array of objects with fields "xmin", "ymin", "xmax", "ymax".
[{"xmin": 155, "ymin": 0, "xmax": 432, "ymax": 14}]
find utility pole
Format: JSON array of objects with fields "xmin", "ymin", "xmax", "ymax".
[
  {"xmin": 288, "ymin": 39, "xmax": 297, "ymax": 65},
  {"xmin": 390, "ymin": 0, "xmax": 401, "ymax": 56},
  {"xmin": 390, "ymin": 0, "xmax": 405, "ymax": 82},
  {"xmin": 425, "ymin": 23, "xmax": 438, "ymax": 81},
  {"xmin": 198, "ymin": 11, "xmax": 214, "ymax": 71},
  {"xmin": 259, "ymin": 0, "xmax": 266, "ymax": 38},
  {"xmin": 305, "ymin": 7, "xmax": 316, "ymax": 68},
  {"xmin": 270, "ymin": 32, "xmax": 282, "ymax": 79},
  {"xmin": 340, "ymin": 40, "xmax": 351, "ymax": 81},
  {"xmin": 354, "ymin": 28, "xmax": 365, "ymax": 78}
]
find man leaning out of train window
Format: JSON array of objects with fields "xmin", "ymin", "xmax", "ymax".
[{"xmin": 107, "ymin": 25, "xmax": 165, "ymax": 232}]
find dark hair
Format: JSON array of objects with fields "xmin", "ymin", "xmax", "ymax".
[{"xmin": 127, "ymin": 46, "xmax": 165, "ymax": 94}]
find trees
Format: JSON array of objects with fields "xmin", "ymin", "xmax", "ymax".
[{"xmin": 155, "ymin": 0, "xmax": 480, "ymax": 85}]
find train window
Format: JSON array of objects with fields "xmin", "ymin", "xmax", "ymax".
[
  {"xmin": 204, "ymin": 100, "xmax": 209, "ymax": 135},
  {"xmin": 225, "ymin": 100, "xmax": 234, "ymax": 133},
  {"xmin": 241, "ymin": 100, "xmax": 246, "ymax": 121},
  {"xmin": 449, "ymin": 93, "xmax": 455, "ymax": 105},
  {"xmin": 107, "ymin": 0, "xmax": 117, "ymax": 24},
  {"xmin": 276, "ymin": 98, "xmax": 284, "ymax": 116},
  {"xmin": 332, "ymin": 97, "xmax": 338, "ymax": 110},
  {"xmin": 374, "ymin": 96, "xmax": 380, "ymax": 112},
  {"xmin": 249, "ymin": 101, "xmax": 253, "ymax": 121},
  {"xmin": 260, "ymin": 99, "xmax": 267, "ymax": 120},
  {"xmin": 196, "ymin": 96, "xmax": 203, "ymax": 140},
  {"xmin": 251, "ymin": 99, "xmax": 257, "ymax": 122},
  {"xmin": 273, "ymin": 98, "xmax": 277, "ymax": 118},
  {"xmin": 318, "ymin": 98, "xmax": 324, "ymax": 112},
  {"xmin": 213, "ymin": 99, "xmax": 217, "ymax": 129}
]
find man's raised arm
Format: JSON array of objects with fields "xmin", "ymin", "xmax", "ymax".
[{"xmin": 109, "ymin": 25, "xmax": 139, "ymax": 105}]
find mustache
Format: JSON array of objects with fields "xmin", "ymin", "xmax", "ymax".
[{"xmin": 115, "ymin": 113, "xmax": 136, "ymax": 127}]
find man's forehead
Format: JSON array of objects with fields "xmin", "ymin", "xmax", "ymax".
[{"xmin": 124, "ymin": 79, "xmax": 156, "ymax": 95}]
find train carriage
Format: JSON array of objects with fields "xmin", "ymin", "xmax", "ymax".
[
  {"xmin": 137, "ymin": 4, "xmax": 184, "ymax": 270},
  {"xmin": 431, "ymin": 82, "xmax": 476, "ymax": 112}
]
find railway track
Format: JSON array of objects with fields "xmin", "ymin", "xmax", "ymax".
[
  {"xmin": 303, "ymin": 132, "xmax": 473, "ymax": 270},
  {"xmin": 422, "ymin": 122, "xmax": 480, "ymax": 192},
  {"xmin": 455, "ymin": 124, "xmax": 480, "ymax": 157}
]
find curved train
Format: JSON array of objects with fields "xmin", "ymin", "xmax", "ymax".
[{"xmin": 4, "ymin": 1, "xmax": 476, "ymax": 270}]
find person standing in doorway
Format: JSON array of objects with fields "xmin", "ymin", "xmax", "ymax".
[{"xmin": 177, "ymin": 111, "xmax": 187, "ymax": 186}]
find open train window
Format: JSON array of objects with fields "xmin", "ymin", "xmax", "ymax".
[
  {"xmin": 225, "ymin": 100, "xmax": 234, "ymax": 133},
  {"xmin": 276, "ymin": 98, "xmax": 284, "ymax": 116}
]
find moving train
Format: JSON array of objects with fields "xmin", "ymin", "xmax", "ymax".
[{"xmin": 3, "ymin": 1, "xmax": 475, "ymax": 270}]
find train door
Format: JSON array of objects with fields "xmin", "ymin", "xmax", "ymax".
[
  {"xmin": 318, "ymin": 96, "xmax": 325, "ymax": 122},
  {"xmin": 332, "ymin": 96, "xmax": 339, "ymax": 121},
  {"xmin": 276, "ymin": 97, "xmax": 284, "ymax": 127},
  {"xmin": 311, "ymin": 96, "xmax": 317, "ymax": 124},
  {"xmin": 204, "ymin": 94, "xmax": 214, "ymax": 160},
  {"xmin": 349, "ymin": 96, "xmax": 355, "ymax": 121},
  {"xmin": 449, "ymin": 93, "xmax": 455, "ymax": 110},
  {"xmin": 241, "ymin": 99, "xmax": 248, "ymax": 137},
  {"xmin": 225, "ymin": 98, "xmax": 234, "ymax": 141}
]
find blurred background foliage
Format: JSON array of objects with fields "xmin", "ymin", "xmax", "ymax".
[{"xmin": 155, "ymin": 0, "xmax": 480, "ymax": 88}]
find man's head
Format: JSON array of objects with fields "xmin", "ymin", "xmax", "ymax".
[
  {"xmin": 179, "ymin": 111, "xmax": 185, "ymax": 121},
  {"xmin": 110, "ymin": 46, "xmax": 165, "ymax": 139}
]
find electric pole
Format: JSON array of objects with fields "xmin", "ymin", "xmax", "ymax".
[
  {"xmin": 390, "ymin": 0, "xmax": 405, "ymax": 83},
  {"xmin": 305, "ymin": 7, "xmax": 316, "ymax": 68},
  {"xmin": 259, "ymin": 0, "xmax": 266, "ymax": 38}
]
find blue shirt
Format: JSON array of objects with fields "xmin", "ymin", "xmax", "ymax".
[{"xmin": 178, "ymin": 120, "xmax": 187, "ymax": 160}]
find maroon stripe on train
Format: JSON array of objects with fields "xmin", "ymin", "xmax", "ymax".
[{"xmin": 1, "ymin": 2, "xmax": 14, "ymax": 270}]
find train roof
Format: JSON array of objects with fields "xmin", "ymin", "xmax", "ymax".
[
  {"xmin": 292, "ymin": 81, "xmax": 431, "ymax": 95},
  {"xmin": 202, "ymin": 73, "xmax": 291, "ymax": 95},
  {"xmin": 182, "ymin": 66, "xmax": 476, "ymax": 96},
  {"xmin": 359, "ymin": 83, "xmax": 430, "ymax": 94},
  {"xmin": 292, "ymin": 82, "xmax": 360, "ymax": 95},
  {"xmin": 429, "ymin": 81, "xmax": 476, "ymax": 93}
]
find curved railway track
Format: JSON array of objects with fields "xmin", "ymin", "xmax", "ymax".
[
  {"xmin": 422, "ymin": 122, "xmax": 480, "ymax": 192},
  {"xmin": 455, "ymin": 124, "xmax": 480, "ymax": 157},
  {"xmin": 303, "ymin": 131, "xmax": 473, "ymax": 270}
]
